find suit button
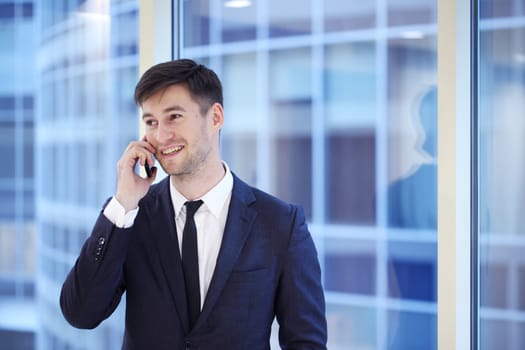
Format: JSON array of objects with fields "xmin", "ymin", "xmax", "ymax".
[{"xmin": 98, "ymin": 237, "xmax": 105, "ymax": 245}]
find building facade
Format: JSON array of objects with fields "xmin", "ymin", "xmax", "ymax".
[
  {"xmin": 0, "ymin": 0, "xmax": 36, "ymax": 348},
  {"xmin": 34, "ymin": 1, "xmax": 138, "ymax": 348}
]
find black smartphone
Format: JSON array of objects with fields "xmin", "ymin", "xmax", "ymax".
[{"xmin": 144, "ymin": 161, "xmax": 152, "ymax": 178}]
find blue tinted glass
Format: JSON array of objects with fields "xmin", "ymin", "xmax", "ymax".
[
  {"xmin": 478, "ymin": 21, "xmax": 525, "ymax": 349},
  {"xmin": 0, "ymin": 1, "xmax": 139, "ymax": 348}
]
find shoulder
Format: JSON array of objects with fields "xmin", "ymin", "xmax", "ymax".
[{"xmin": 232, "ymin": 173, "xmax": 303, "ymax": 221}]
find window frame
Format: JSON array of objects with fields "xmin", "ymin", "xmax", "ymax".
[{"xmin": 437, "ymin": 0, "xmax": 475, "ymax": 349}]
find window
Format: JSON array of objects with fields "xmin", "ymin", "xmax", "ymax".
[{"xmin": 179, "ymin": 1, "xmax": 437, "ymax": 348}]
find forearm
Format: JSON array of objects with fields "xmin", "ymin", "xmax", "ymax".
[{"xmin": 60, "ymin": 213, "xmax": 131, "ymax": 329}]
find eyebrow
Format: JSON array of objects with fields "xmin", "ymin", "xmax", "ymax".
[{"xmin": 142, "ymin": 105, "xmax": 187, "ymax": 119}]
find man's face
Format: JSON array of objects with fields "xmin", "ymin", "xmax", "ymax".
[{"xmin": 141, "ymin": 84, "xmax": 220, "ymax": 178}]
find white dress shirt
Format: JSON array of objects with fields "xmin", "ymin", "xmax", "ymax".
[
  {"xmin": 103, "ymin": 163, "xmax": 234, "ymax": 309},
  {"xmin": 169, "ymin": 165, "xmax": 233, "ymax": 308}
]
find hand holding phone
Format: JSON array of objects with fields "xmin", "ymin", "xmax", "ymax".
[{"xmin": 115, "ymin": 139, "xmax": 157, "ymax": 211}]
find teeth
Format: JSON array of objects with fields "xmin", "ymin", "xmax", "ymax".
[{"xmin": 162, "ymin": 146, "xmax": 183, "ymax": 155}]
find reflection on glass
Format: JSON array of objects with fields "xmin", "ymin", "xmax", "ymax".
[
  {"xmin": 385, "ymin": 36, "xmax": 437, "ymax": 350},
  {"xmin": 388, "ymin": 241, "xmax": 436, "ymax": 301},
  {"xmin": 387, "ymin": 37, "xmax": 437, "ymax": 230},
  {"xmin": 479, "ymin": 21, "xmax": 525, "ymax": 350}
]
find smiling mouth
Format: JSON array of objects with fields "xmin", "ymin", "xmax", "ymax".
[{"xmin": 161, "ymin": 145, "xmax": 184, "ymax": 156}]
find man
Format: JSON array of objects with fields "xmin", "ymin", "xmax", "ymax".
[{"xmin": 60, "ymin": 59, "xmax": 327, "ymax": 349}]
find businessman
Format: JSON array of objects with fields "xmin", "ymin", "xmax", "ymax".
[{"xmin": 60, "ymin": 59, "xmax": 327, "ymax": 349}]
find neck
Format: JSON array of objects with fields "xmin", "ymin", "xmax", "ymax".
[{"xmin": 170, "ymin": 160, "xmax": 226, "ymax": 201}]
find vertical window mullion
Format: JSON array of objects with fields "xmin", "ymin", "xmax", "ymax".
[{"xmin": 437, "ymin": 0, "xmax": 473, "ymax": 349}]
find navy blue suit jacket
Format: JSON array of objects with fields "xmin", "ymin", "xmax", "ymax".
[{"xmin": 60, "ymin": 174, "xmax": 327, "ymax": 349}]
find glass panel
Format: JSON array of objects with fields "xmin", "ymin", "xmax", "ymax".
[
  {"xmin": 387, "ymin": 310, "xmax": 437, "ymax": 350},
  {"xmin": 387, "ymin": 37, "xmax": 437, "ymax": 230},
  {"xmin": 0, "ymin": 6, "xmax": 37, "ymax": 349},
  {"xmin": 325, "ymin": 43, "xmax": 377, "ymax": 225},
  {"xmin": 221, "ymin": 53, "xmax": 258, "ymax": 184},
  {"xmin": 0, "ymin": 121, "xmax": 15, "ymax": 178},
  {"xmin": 324, "ymin": 238, "xmax": 376, "ymax": 295},
  {"xmin": 112, "ymin": 8, "xmax": 138, "ymax": 56},
  {"xmin": 269, "ymin": 48, "xmax": 313, "ymax": 219},
  {"xmin": 0, "ymin": 0, "xmax": 139, "ymax": 348},
  {"xmin": 180, "ymin": 1, "xmax": 437, "ymax": 349},
  {"xmin": 388, "ymin": 0, "xmax": 437, "ymax": 26},
  {"xmin": 0, "ymin": 0, "xmax": 36, "ymax": 309},
  {"xmin": 324, "ymin": 0, "xmax": 376, "ymax": 31},
  {"xmin": 326, "ymin": 303, "xmax": 377, "ymax": 349},
  {"xmin": 480, "ymin": 0, "xmax": 525, "ymax": 18},
  {"xmin": 222, "ymin": 1, "xmax": 257, "ymax": 42},
  {"xmin": 388, "ymin": 241, "xmax": 437, "ymax": 301},
  {"xmin": 182, "ymin": 0, "xmax": 211, "ymax": 47},
  {"xmin": 478, "ymin": 13, "xmax": 525, "ymax": 349},
  {"xmin": 269, "ymin": 0, "xmax": 311, "ymax": 37}
]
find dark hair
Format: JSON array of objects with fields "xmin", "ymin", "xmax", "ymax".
[{"xmin": 134, "ymin": 59, "xmax": 223, "ymax": 115}]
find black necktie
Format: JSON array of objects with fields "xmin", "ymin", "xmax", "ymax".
[{"xmin": 181, "ymin": 200, "xmax": 203, "ymax": 329}]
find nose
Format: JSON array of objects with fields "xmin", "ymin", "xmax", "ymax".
[{"xmin": 154, "ymin": 122, "xmax": 174, "ymax": 143}]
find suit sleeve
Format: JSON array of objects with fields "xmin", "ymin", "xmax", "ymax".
[
  {"xmin": 275, "ymin": 206, "xmax": 328, "ymax": 349},
  {"xmin": 60, "ymin": 211, "xmax": 132, "ymax": 329}
]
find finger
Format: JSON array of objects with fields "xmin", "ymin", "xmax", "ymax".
[
  {"xmin": 141, "ymin": 136, "xmax": 157, "ymax": 154},
  {"xmin": 142, "ymin": 141, "xmax": 157, "ymax": 155},
  {"xmin": 125, "ymin": 140, "xmax": 156, "ymax": 157},
  {"xmin": 126, "ymin": 143, "xmax": 152, "ymax": 164}
]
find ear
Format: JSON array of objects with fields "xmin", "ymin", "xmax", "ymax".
[{"xmin": 209, "ymin": 102, "xmax": 224, "ymax": 131}]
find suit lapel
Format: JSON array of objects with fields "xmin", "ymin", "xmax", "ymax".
[
  {"xmin": 196, "ymin": 176, "xmax": 257, "ymax": 328},
  {"xmin": 147, "ymin": 178, "xmax": 190, "ymax": 334}
]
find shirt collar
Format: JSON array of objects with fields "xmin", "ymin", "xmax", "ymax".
[{"xmin": 170, "ymin": 162, "xmax": 233, "ymax": 218}]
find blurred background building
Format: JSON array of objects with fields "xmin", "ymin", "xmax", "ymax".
[
  {"xmin": 34, "ymin": 0, "xmax": 138, "ymax": 348},
  {"xmin": 0, "ymin": 0, "xmax": 36, "ymax": 348},
  {"xmin": 0, "ymin": 0, "xmax": 523, "ymax": 349}
]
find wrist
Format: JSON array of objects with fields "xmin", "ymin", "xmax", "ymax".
[
  {"xmin": 104, "ymin": 197, "xmax": 139, "ymax": 228},
  {"xmin": 114, "ymin": 194, "xmax": 139, "ymax": 213}
]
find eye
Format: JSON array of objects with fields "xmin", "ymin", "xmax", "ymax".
[
  {"xmin": 144, "ymin": 118, "xmax": 158, "ymax": 127},
  {"xmin": 169, "ymin": 113, "xmax": 183, "ymax": 120}
]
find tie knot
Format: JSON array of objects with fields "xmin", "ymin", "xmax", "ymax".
[{"xmin": 185, "ymin": 200, "xmax": 203, "ymax": 218}]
